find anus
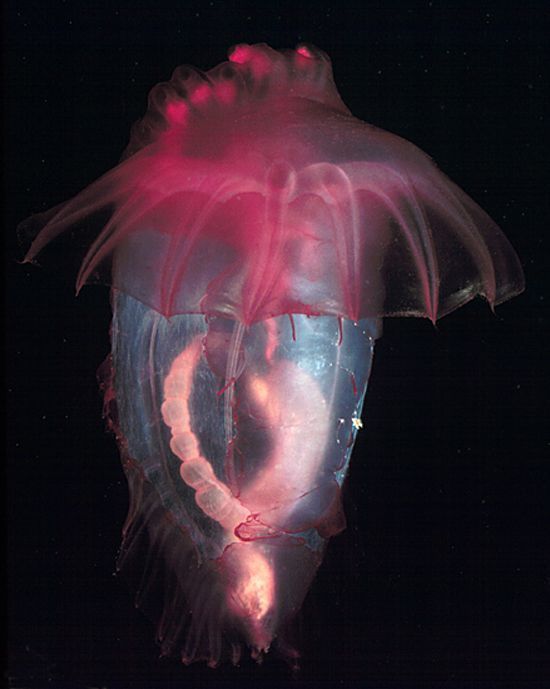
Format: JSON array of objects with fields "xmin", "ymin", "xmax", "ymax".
[{"xmin": 20, "ymin": 44, "xmax": 524, "ymax": 666}]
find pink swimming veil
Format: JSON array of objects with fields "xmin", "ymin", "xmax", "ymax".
[{"xmin": 22, "ymin": 43, "xmax": 523, "ymax": 324}]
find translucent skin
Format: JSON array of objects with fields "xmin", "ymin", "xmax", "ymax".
[
  {"xmin": 20, "ymin": 44, "xmax": 524, "ymax": 664},
  {"xmin": 22, "ymin": 43, "xmax": 524, "ymax": 324},
  {"xmin": 109, "ymin": 292, "xmax": 377, "ymax": 662}
]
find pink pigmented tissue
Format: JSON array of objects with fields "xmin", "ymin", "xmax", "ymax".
[{"xmin": 20, "ymin": 43, "xmax": 524, "ymax": 666}]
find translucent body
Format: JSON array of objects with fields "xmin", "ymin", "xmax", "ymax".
[
  {"xmin": 110, "ymin": 292, "xmax": 377, "ymax": 659},
  {"xmin": 20, "ymin": 44, "xmax": 524, "ymax": 664}
]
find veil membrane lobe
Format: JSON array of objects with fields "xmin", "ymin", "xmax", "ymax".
[{"xmin": 21, "ymin": 43, "xmax": 524, "ymax": 664}]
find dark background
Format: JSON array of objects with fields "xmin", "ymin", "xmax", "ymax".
[{"xmin": 5, "ymin": 2, "xmax": 548, "ymax": 688}]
